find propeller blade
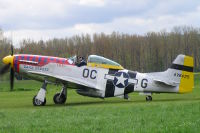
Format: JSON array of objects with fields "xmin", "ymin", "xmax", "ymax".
[
  {"xmin": 11, "ymin": 44, "xmax": 14, "ymax": 56},
  {"xmin": 10, "ymin": 68, "xmax": 14, "ymax": 91},
  {"xmin": 0, "ymin": 64, "xmax": 10, "ymax": 75},
  {"xmin": 1, "ymin": 44, "xmax": 15, "ymax": 91}
]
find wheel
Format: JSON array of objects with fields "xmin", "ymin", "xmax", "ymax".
[
  {"xmin": 53, "ymin": 93, "xmax": 66, "ymax": 104},
  {"xmin": 146, "ymin": 96, "xmax": 152, "ymax": 101},
  {"xmin": 33, "ymin": 95, "xmax": 46, "ymax": 106}
]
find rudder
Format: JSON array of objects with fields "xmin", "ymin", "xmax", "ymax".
[
  {"xmin": 178, "ymin": 55, "xmax": 194, "ymax": 93},
  {"xmin": 164, "ymin": 54, "xmax": 194, "ymax": 93}
]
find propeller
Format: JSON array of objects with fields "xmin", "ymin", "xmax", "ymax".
[
  {"xmin": 11, "ymin": 44, "xmax": 13, "ymax": 56},
  {"xmin": 10, "ymin": 67, "xmax": 14, "ymax": 91},
  {"xmin": 0, "ymin": 64, "xmax": 10, "ymax": 75},
  {"xmin": 0, "ymin": 44, "xmax": 15, "ymax": 91}
]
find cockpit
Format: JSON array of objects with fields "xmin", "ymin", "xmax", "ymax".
[
  {"xmin": 68, "ymin": 55, "xmax": 124, "ymax": 70},
  {"xmin": 87, "ymin": 55, "xmax": 124, "ymax": 70},
  {"xmin": 68, "ymin": 55, "xmax": 77, "ymax": 64}
]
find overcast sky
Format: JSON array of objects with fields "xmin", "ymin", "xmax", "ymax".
[{"xmin": 1, "ymin": 0, "xmax": 200, "ymax": 46}]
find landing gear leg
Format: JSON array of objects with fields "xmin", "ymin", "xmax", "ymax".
[
  {"xmin": 124, "ymin": 94, "xmax": 130, "ymax": 100},
  {"xmin": 33, "ymin": 81, "xmax": 47, "ymax": 106},
  {"xmin": 146, "ymin": 95, "xmax": 152, "ymax": 101},
  {"xmin": 53, "ymin": 85, "xmax": 67, "ymax": 104}
]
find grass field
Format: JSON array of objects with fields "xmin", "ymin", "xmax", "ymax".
[{"xmin": 0, "ymin": 75, "xmax": 200, "ymax": 133}]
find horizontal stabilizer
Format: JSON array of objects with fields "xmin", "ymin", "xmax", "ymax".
[{"xmin": 153, "ymin": 79, "xmax": 179, "ymax": 87}]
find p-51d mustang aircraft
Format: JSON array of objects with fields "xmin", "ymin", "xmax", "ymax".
[{"xmin": 0, "ymin": 47, "xmax": 194, "ymax": 106}]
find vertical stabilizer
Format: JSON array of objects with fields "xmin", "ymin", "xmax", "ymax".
[{"xmin": 165, "ymin": 54, "xmax": 194, "ymax": 93}]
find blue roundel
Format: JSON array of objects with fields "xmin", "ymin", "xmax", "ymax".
[{"xmin": 113, "ymin": 72, "xmax": 129, "ymax": 88}]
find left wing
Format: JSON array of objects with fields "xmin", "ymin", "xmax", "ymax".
[{"xmin": 27, "ymin": 71, "xmax": 96, "ymax": 89}]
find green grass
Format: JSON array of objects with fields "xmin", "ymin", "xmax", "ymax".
[{"xmin": 0, "ymin": 75, "xmax": 200, "ymax": 133}]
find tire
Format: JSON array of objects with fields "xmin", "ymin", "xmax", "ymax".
[
  {"xmin": 146, "ymin": 96, "xmax": 152, "ymax": 101},
  {"xmin": 33, "ymin": 95, "xmax": 46, "ymax": 106},
  {"xmin": 53, "ymin": 93, "xmax": 66, "ymax": 104}
]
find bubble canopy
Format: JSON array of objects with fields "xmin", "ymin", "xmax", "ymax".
[{"xmin": 87, "ymin": 55, "xmax": 124, "ymax": 70}]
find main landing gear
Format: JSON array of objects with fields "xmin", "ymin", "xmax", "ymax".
[
  {"xmin": 33, "ymin": 81, "xmax": 47, "ymax": 106},
  {"xmin": 53, "ymin": 86, "xmax": 67, "ymax": 104},
  {"xmin": 33, "ymin": 81, "xmax": 67, "ymax": 106}
]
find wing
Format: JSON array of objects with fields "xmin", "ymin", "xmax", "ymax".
[{"xmin": 27, "ymin": 71, "xmax": 96, "ymax": 89}]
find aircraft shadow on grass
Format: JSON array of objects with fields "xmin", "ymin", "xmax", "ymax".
[
  {"xmin": 45, "ymin": 97, "xmax": 200, "ymax": 107},
  {"xmin": 3, "ymin": 97, "xmax": 200, "ymax": 109}
]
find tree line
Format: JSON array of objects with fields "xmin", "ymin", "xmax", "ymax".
[{"xmin": 0, "ymin": 26, "xmax": 200, "ymax": 76}]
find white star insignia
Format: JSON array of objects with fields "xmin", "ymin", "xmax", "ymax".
[{"xmin": 116, "ymin": 73, "xmax": 127, "ymax": 86}]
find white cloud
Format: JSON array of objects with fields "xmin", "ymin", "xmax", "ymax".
[
  {"xmin": 0, "ymin": 0, "xmax": 76, "ymax": 26},
  {"xmin": 1, "ymin": 0, "xmax": 200, "ymax": 47},
  {"xmin": 78, "ymin": 0, "xmax": 105, "ymax": 7},
  {"xmin": 0, "ymin": 0, "xmax": 64, "ymax": 16}
]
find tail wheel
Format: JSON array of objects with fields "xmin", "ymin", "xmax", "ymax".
[
  {"xmin": 146, "ymin": 96, "xmax": 152, "ymax": 101},
  {"xmin": 53, "ymin": 93, "xmax": 66, "ymax": 104},
  {"xmin": 33, "ymin": 95, "xmax": 46, "ymax": 106}
]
